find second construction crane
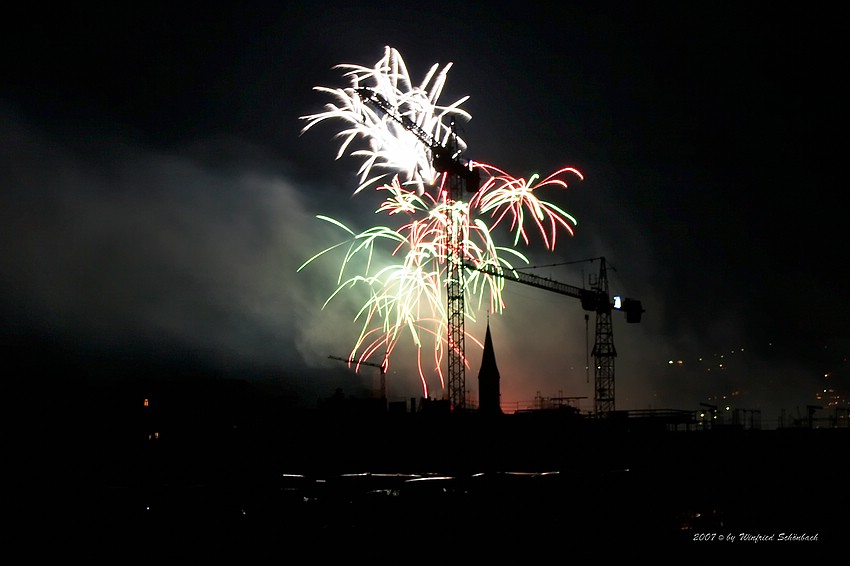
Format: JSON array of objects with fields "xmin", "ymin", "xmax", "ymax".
[{"xmin": 474, "ymin": 258, "xmax": 643, "ymax": 414}]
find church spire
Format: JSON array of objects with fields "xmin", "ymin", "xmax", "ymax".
[{"xmin": 477, "ymin": 321, "xmax": 503, "ymax": 414}]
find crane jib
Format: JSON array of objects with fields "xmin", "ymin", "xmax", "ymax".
[
  {"xmin": 356, "ymin": 87, "xmax": 481, "ymax": 192},
  {"xmin": 468, "ymin": 262, "xmax": 642, "ymax": 321}
]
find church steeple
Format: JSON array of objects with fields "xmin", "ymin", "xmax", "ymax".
[{"xmin": 477, "ymin": 321, "xmax": 503, "ymax": 414}]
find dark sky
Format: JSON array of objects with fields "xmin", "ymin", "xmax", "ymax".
[{"xmin": 3, "ymin": 1, "xmax": 847, "ymax": 422}]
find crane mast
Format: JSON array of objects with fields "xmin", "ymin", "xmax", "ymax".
[
  {"xmin": 445, "ymin": 130, "xmax": 467, "ymax": 411},
  {"xmin": 357, "ymin": 87, "xmax": 476, "ymax": 411},
  {"xmin": 590, "ymin": 259, "xmax": 616, "ymax": 414}
]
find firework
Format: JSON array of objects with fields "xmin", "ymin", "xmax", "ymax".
[
  {"xmin": 300, "ymin": 46, "xmax": 470, "ymax": 196},
  {"xmin": 470, "ymin": 163, "xmax": 583, "ymax": 250},
  {"xmin": 299, "ymin": 47, "xmax": 582, "ymax": 398}
]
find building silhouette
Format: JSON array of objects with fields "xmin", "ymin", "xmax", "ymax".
[{"xmin": 477, "ymin": 322, "xmax": 503, "ymax": 415}]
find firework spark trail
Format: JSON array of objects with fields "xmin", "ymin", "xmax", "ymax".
[
  {"xmin": 470, "ymin": 163, "xmax": 583, "ymax": 250},
  {"xmin": 299, "ymin": 47, "xmax": 582, "ymax": 398},
  {"xmin": 300, "ymin": 46, "xmax": 470, "ymax": 196}
]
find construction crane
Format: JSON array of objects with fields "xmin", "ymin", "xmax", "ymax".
[
  {"xmin": 357, "ymin": 87, "xmax": 478, "ymax": 412},
  {"xmin": 329, "ymin": 355, "xmax": 388, "ymax": 400},
  {"xmin": 473, "ymin": 257, "xmax": 643, "ymax": 415},
  {"xmin": 356, "ymin": 88, "xmax": 643, "ymax": 414}
]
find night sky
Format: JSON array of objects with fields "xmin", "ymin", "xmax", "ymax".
[{"xmin": 3, "ymin": 1, "xmax": 847, "ymax": 423}]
